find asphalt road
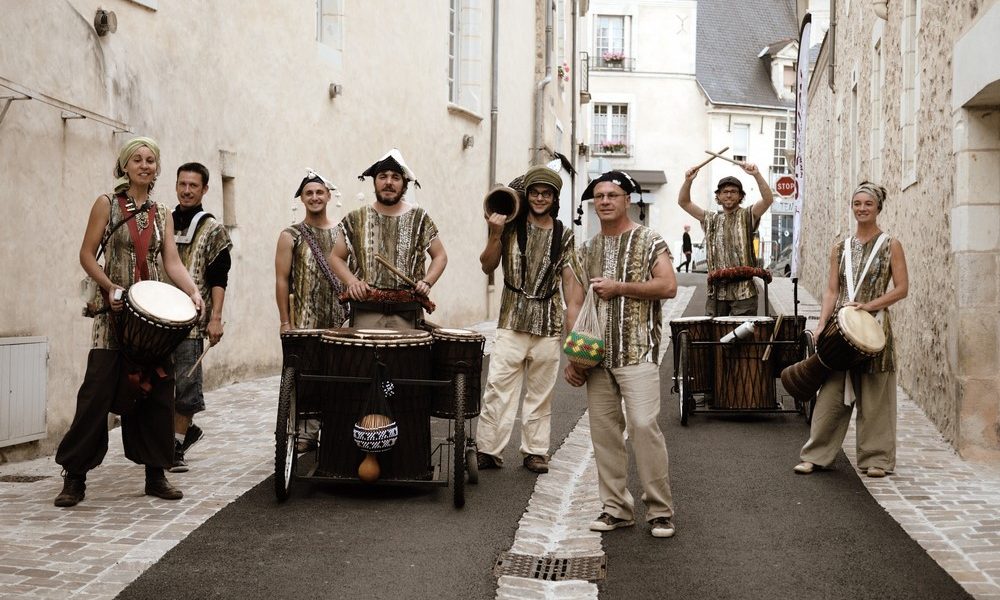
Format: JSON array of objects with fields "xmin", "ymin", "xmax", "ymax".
[{"xmin": 117, "ymin": 274, "xmax": 971, "ymax": 600}]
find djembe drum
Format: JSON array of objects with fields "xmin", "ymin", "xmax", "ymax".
[
  {"xmin": 780, "ymin": 307, "xmax": 885, "ymax": 401},
  {"xmin": 319, "ymin": 329, "xmax": 433, "ymax": 480},
  {"xmin": 427, "ymin": 328, "xmax": 485, "ymax": 419},
  {"xmin": 669, "ymin": 317, "xmax": 715, "ymax": 394},
  {"xmin": 113, "ymin": 280, "xmax": 198, "ymax": 365},
  {"xmin": 711, "ymin": 316, "xmax": 776, "ymax": 409},
  {"xmin": 772, "ymin": 314, "xmax": 807, "ymax": 375}
]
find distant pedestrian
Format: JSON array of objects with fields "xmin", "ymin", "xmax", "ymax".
[
  {"xmin": 794, "ymin": 182, "xmax": 908, "ymax": 478},
  {"xmin": 677, "ymin": 162, "xmax": 774, "ymax": 316},
  {"xmin": 677, "ymin": 225, "xmax": 692, "ymax": 272},
  {"xmin": 564, "ymin": 170, "xmax": 678, "ymax": 539},
  {"xmin": 475, "ymin": 166, "xmax": 583, "ymax": 475},
  {"xmin": 169, "ymin": 163, "xmax": 232, "ymax": 473}
]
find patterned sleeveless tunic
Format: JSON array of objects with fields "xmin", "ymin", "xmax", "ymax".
[
  {"xmin": 284, "ymin": 224, "xmax": 346, "ymax": 329},
  {"xmin": 92, "ymin": 196, "xmax": 168, "ymax": 349},
  {"xmin": 833, "ymin": 234, "xmax": 895, "ymax": 373},
  {"xmin": 338, "ymin": 205, "xmax": 439, "ymax": 290}
]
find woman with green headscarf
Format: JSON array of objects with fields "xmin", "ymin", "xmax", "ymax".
[{"xmin": 54, "ymin": 136, "xmax": 205, "ymax": 508}]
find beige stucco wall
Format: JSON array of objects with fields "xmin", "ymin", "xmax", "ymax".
[
  {"xmin": 0, "ymin": 0, "xmax": 571, "ymax": 460},
  {"xmin": 801, "ymin": 0, "xmax": 999, "ymax": 454}
]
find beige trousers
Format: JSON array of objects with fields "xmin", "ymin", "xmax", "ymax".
[
  {"xmin": 475, "ymin": 329, "xmax": 561, "ymax": 459},
  {"xmin": 800, "ymin": 370, "xmax": 897, "ymax": 471},
  {"xmin": 586, "ymin": 362, "xmax": 674, "ymax": 521}
]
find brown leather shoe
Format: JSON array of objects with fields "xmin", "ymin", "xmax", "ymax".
[
  {"xmin": 145, "ymin": 477, "xmax": 184, "ymax": 500},
  {"xmin": 477, "ymin": 452, "xmax": 502, "ymax": 470},
  {"xmin": 523, "ymin": 454, "xmax": 549, "ymax": 474},
  {"xmin": 54, "ymin": 473, "xmax": 86, "ymax": 507}
]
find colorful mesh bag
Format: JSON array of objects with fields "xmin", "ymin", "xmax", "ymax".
[{"xmin": 563, "ymin": 285, "xmax": 605, "ymax": 367}]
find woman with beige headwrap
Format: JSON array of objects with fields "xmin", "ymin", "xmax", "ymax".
[
  {"xmin": 53, "ymin": 137, "xmax": 204, "ymax": 508},
  {"xmin": 794, "ymin": 181, "xmax": 909, "ymax": 478}
]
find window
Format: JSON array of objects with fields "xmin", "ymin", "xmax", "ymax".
[
  {"xmin": 773, "ymin": 120, "xmax": 791, "ymax": 173},
  {"xmin": 317, "ymin": 0, "xmax": 344, "ymax": 61},
  {"xmin": 595, "ymin": 15, "xmax": 628, "ymax": 68},
  {"xmin": 448, "ymin": 0, "xmax": 483, "ymax": 115},
  {"xmin": 732, "ymin": 123, "xmax": 750, "ymax": 162},
  {"xmin": 900, "ymin": 0, "xmax": 920, "ymax": 185},
  {"xmin": 593, "ymin": 103, "xmax": 629, "ymax": 155},
  {"xmin": 871, "ymin": 38, "xmax": 885, "ymax": 181}
]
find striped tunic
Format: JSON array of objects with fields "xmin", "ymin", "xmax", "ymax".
[
  {"xmin": 91, "ymin": 196, "xmax": 167, "ymax": 349},
  {"xmin": 285, "ymin": 224, "xmax": 346, "ymax": 329},
  {"xmin": 497, "ymin": 222, "xmax": 577, "ymax": 337},
  {"xmin": 578, "ymin": 226, "xmax": 671, "ymax": 368},
  {"xmin": 175, "ymin": 215, "xmax": 232, "ymax": 338},
  {"xmin": 833, "ymin": 234, "xmax": 896, "ymax": 373},
  {"xmin": 338, "ymin": 205, "xmax": 439, "ymax": 290},
  {"xmin": 703, "ymin": 206, "xmax": 759, "ymax": 301}
]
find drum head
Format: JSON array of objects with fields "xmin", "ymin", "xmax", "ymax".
[
  {"xmin": 836, "ymin": 307, "xmax": 886, "ymax": 354},
  {"xmin": 431, "ymin": 327, "xmax": 485, "ymax": 342},
  {"xmin": 321, "ymin": 328, "xmax": 432, "ymax": 345},
  {"xmin": 670, "ymin": 317, "xmax": 713, "ymax": 324},
  {"xmin": 128, "ymin": 281, "xmax": 197, "ymax": 324},
  {"xmin": 280, "ymin": 328, "xmax": 326, "ymax": 340}
]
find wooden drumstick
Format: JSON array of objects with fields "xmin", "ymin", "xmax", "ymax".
[
  {"xmin": 374, "ymin": 253, "xmax": 418, "ymax": 288},
  {"xmin": 703, "ymin": 149, "xmax": 744, "ymax": 167},
  {"xmin": 692, "ymin": 146, "xmax": 730, "ymax": 170},
  {"xmin": 762, "ymin": 314, "xmax": 783, "ymax": 363},
  {"xmin": 185, "ymin": 320, "xmax": 227, "ymax": 378}
]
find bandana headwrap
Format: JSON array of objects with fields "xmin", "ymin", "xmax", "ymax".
[
  {"xmin": 581, "ymin": 170, "xmax": 647, "ymax": 220},
  {"xmin": 358, "ymin": 148, "xmax": 421, "ymax": 188},
  {"xmin": 853, "ymin": 181, "xmax": 886, "ymax": 211},
  {"xmin": 294, "ymin": 168, "xmax": 338, "ymax": 197},
  {"xmin": 113, "ymin": 136, "xmax": 161, "ymax": 193}
]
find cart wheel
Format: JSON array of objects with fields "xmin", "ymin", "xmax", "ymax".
[
  {"xmin": 274, "ymin": 366, "xmax": 297, "ymax": 502},
  {"xmin": 452, "ymin": 373, "xmax": 467, "ymax": 509},
  {"xmin": 465, "ymin": 447, "xmax": 479, "ymax": 484},
  {"xmin": 798, "ymin": 331, "xmax": 817, "ymax": 425},
  {"xmin": 677, "ymin": 331, "xmax": 694, "ymax": 426}
]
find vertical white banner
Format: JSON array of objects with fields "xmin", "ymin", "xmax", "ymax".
[{"xmin": 790, "ymin": 14, "xmax": 812, "ymax": 279}]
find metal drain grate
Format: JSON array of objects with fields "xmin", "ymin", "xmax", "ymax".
[
  {"xmin": 493, "ymin": 552, "xmax": 606, "ymax": 581},
  {"xmin": 0, "ymin": 474, "xmax": 50, "ymax": 483}
]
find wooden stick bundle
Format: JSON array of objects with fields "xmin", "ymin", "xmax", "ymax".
[
  {"xmin": 374, "ymin": 253, "xmax": 418, "ymax": 287},
  {"xmin": 761, "ymin": 314, "xmax": 784, "ymax": 363},
  {"xmin": 692, "ymin": 146, "xmax": 731, "ymax": 170},
  {"xmin": 703, "ymin": 149, "xmax": 744, "ymax": 166}
]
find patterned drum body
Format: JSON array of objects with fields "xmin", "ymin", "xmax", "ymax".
[
  {"xmin": 711, "ymin": 317, "xmax": 776, "ymax": 409},
  {"xmin": 428, "ymin": 328, "xmax": 484, "ymax": 419},
  {"xmin": 113, "ymin": 280, "xmax": 197, "ymax": 365},
  {"xmin": 669, "ymin": 317, "xmax": 714, "ymax": 393},
  {"xmin": 280, "ymin": 329, "xmax": 326, "ymax": 372},
  {"xmin": 816, "ymin": 307, "xmax": 885, "ymax": 371},
  {"xmin": 772, "ymin": 315, "xmax": 807, "ymax": 374},
  {"xmin": 318, "ymin": 329, "xmax": 433, "ymax": 480}
]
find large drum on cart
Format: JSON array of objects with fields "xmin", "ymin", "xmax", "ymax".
[
  {"xmin": 669, "ymin": 317, "xmax": 714, "ymax": 394},
  {"xmin": 711, "ymin": 316, "xmax": 777, "ymax": 409},
  {"xmin": 428, "ymin": 328, "xmax": 484, "ymax": 419}
]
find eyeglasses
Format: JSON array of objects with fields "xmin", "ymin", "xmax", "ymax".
[
  {"xmin": 527, "ymin": 189, "xmax": 554, "ymax": 199},
  {"xmin": 592, "ymin": 193, "xmax": 627, "ymax": 201}
]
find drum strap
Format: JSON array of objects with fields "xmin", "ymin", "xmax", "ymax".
[
  {"xmin": 117, "ymin": 195, "xmax": 155, "ymax": 282},
  {"xmin": 843, "ymin": 233, "xmax": 888, "ymax": 303},
  {"xmin": 295, "ymin": 223, "xmax": 345, "ymax": 296}
]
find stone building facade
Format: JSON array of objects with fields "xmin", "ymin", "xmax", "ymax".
[
  {"xmin": 799, "ymin": 0, "xmax": 999, "ymax": 457},
  {"xmin": 0, "ymin": 0, "xmax": 588, "ymax": 460}
]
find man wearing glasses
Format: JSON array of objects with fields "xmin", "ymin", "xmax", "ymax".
[
  {"xmin": 564, "ymin": 170, "xmax": 678, "ymax": 539},
  {"xmin": 475, "ymin": 166, "xmax": 583, "ymax": 474},
  {"xmin": 677, "ymin": 162, "xmax": 773, "ymax": 316}
]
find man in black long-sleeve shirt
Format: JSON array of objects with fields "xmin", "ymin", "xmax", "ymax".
[{"xmin": 169, "ymin": 162, "xmax": 233, "ymax": 473}]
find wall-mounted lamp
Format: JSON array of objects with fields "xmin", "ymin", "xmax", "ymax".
[
  {"xmin": 462, "ymin": 134, "xmax": 474, "ymax": 150},
  {"xmin": 329, "ymin": 83, "xmax": 343, "ymax": 99},
  {"xmin": 94, "ymin": 9, "xmax": 117, "ymax": 36}
]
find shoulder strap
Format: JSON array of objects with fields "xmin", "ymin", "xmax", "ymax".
[
  {"xmin": 96, "ymin": 193, "xmax": 141, "ymax": 261},
  {"xmin": 294, "ymin": 223, "xmax": 344, "ymax": 295},
  {"xmin": 174, "ymin": 210, "xmax": 212, "ymax": 245},
  {"xmin": 845, "ymin": 233, "xmax": 889, "ymax": 302}
]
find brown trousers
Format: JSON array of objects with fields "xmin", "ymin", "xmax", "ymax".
[{"xmin": 55, "ymin": 349, "xmax": 175, "ymax": 474}]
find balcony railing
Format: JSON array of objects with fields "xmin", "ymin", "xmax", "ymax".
[
  {"xmin": 591, "ymin": 55, "xmax": 636, "ymax": 71},
  {"xmin": 580, "ymin": 51, "xmax": 590, "ymax": 95},
  {"xmin": 592, "ymin": 143, "xmax": 633, "ymax": 157}
]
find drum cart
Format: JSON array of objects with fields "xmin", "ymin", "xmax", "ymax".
[
  {"xmin": 273, "ymin": 328, "xmax": 482, "ymax": 509},
  {"xmin": 670, "ymin": 274, "xmax": 817, "ymax": 425}
]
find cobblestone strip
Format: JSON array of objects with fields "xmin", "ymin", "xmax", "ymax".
[
  {"xmin": 765, "ymin": 277, "xmax": 1000, "ymax": 600},
  {"xmin": 494, "ymin": 287, "xmax": 695, "ymax": 600},
  {"xmin": 0, "ymin": 377, "xmax": 279, "ymax": 600}
]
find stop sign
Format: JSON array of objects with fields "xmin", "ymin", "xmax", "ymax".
[{"xmin": 775, "ymin": 176, "xmax": 796, "ymax": 197}]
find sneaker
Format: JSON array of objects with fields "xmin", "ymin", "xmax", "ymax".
[
  {"xmin": 53, "ymin": 473, "xmax": 86, "ymax": 507},
  {"xmin": 649, "ymin": 517, "xmax": 676, "ymax": 538},
  {"xmin": 169, "ymin": 442, "xmax": 189, "ymax": 473},
  {"xmin": 589, "ymin": 512, "xmax": 635, "ymax": 532},
  {"xmin": 523, "ymin": 454, "xmax": 549, "ymax": 474},
  {"xmin": 476, "ymin": 452, "xmax": 502, "ymax": 470},
  {"xmin": 180, "ymin": 423, "xmax": 204, "ymax": 454}
]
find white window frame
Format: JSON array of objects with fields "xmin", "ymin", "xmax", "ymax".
[
  {"xmin": 900, "ymin": 0, "xmax": 920, "ymax": 188},
  {"xmin": 594, "ymin": 14, "xmax": 630, "ymax": 67},
  {"xmin": 592, "ymin": 103, "xmax": 630, "ymax": 155},
  {"xmin": 448, "ymin": 0, "xmax": 483, "ymax": 116},
  {"xmin": 732, "ymin": 123, "xmax": 750, "ymax": 162},
  {"xmin": 773, "ymin": 119, "xmax": 791, "ymax": 174},
  {"xmin": 317, "ymin": 0, "xmax": 345, "ymax": 66}
]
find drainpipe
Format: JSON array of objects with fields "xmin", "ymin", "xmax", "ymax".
[
  {"xmin": 569, "ymin": 0, "xmax": 578, "ymax": 236},
  {"xmin": 486, "ymin": 0, "xmax": 501, "ymax": 317},
  {"xmin": 533, "ymin": 0, "xmax": 554, "ymax": 165}
]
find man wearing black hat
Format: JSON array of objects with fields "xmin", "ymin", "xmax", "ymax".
[
  {"xmin": 475, "ymin": 166, "xmax": 583, "ymax": 474},
  {"xmin": 275, "ymin": 169, "xmax": 347, "ymax": 451},
  {"xmin": 331, "ymin": 149, "xmax": 447, "ymax": 329},
  {"xmin": 565, "ymin": 170, "xmax": 679, "ymax": 539},
  {"xmin": 677, "ymin": 162, "xmax": 773, "ymax": 316}
]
